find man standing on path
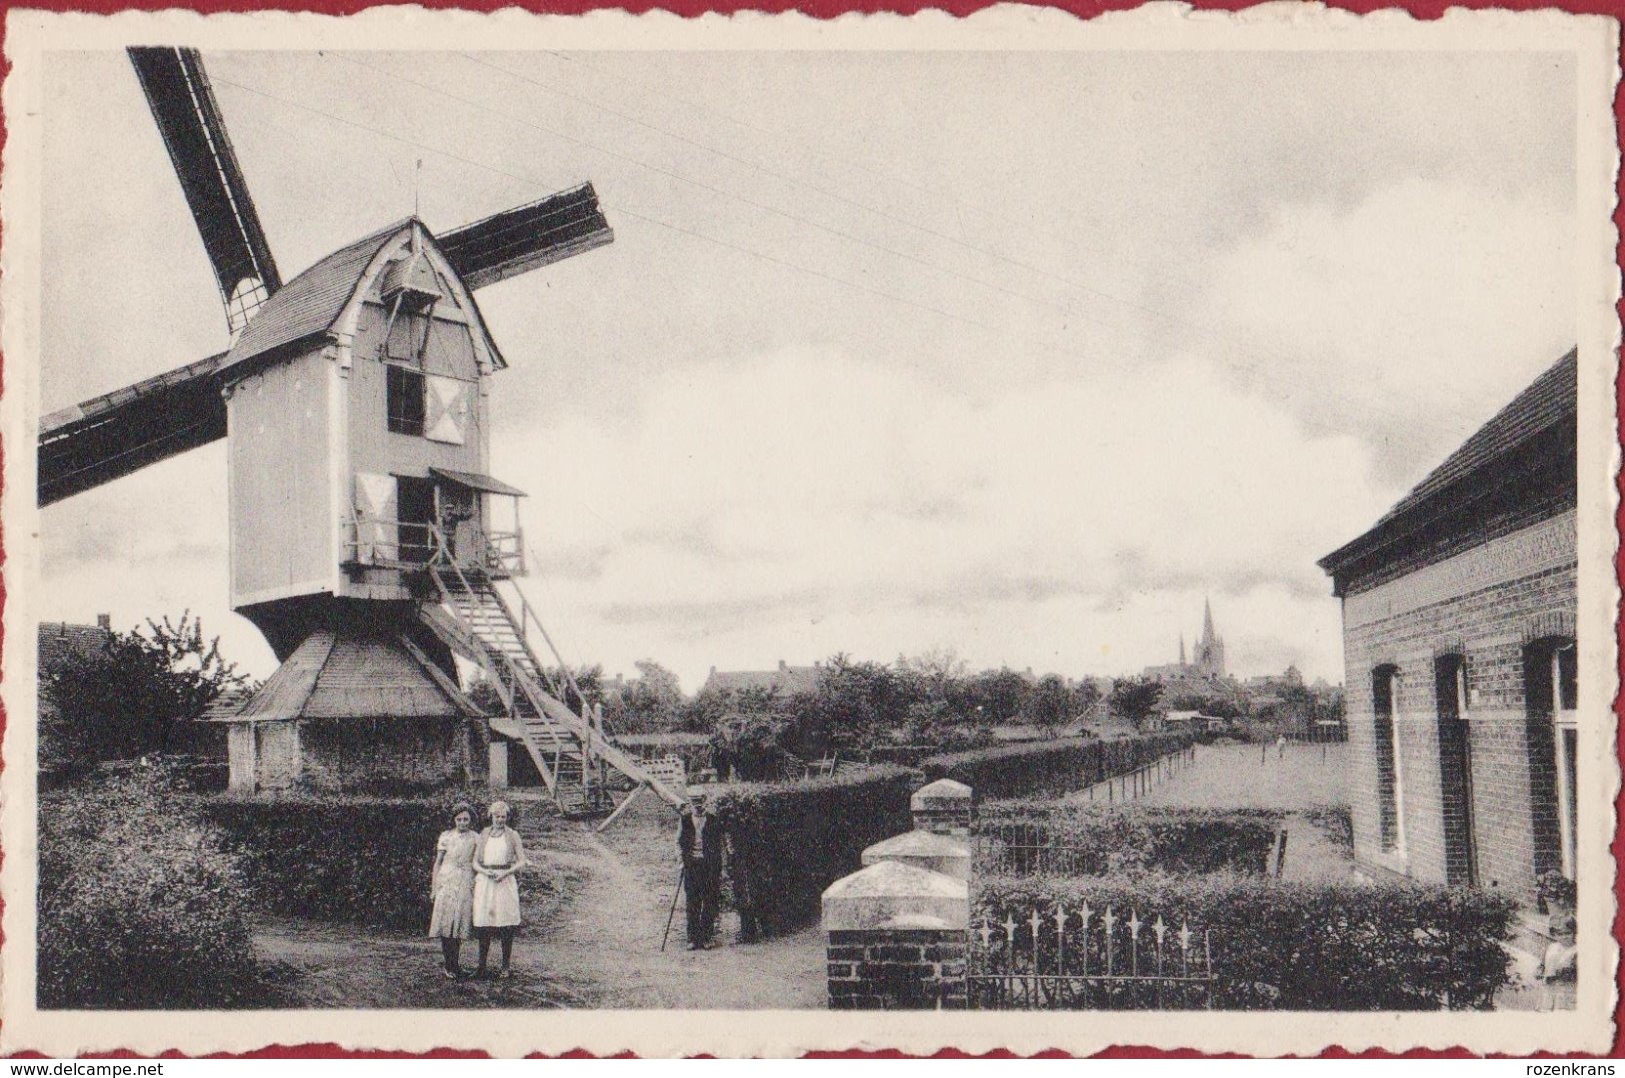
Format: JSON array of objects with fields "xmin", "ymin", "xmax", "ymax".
[{"xmin": 679, "ymin": 791, "xmax": 723, "ymax": 950}]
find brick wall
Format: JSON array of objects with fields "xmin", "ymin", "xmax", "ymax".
[
  {"xmin": 826, "ymin": 928, "xmax": 967, "ymax": 1010},
  {"xmin": 1341, "ymin": 525, "xmax": 1576, "ymax": 901}
]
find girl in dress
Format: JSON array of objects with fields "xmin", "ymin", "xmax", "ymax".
[
  {"xmin": 472, "ymin": 799, "xmax": 528, "ymax": 979},
  {"xmin": 428, "ymin": 802, "xmax": 479, "ymax": 979}
]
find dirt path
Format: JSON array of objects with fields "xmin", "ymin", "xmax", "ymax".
[
  {"xmin": 252, "ymin": 792, "xmax": 826, "ymax": 1010},
  {"xmin": 529, "ymin": 797, "xmax": 827, "ymax": 1009}
]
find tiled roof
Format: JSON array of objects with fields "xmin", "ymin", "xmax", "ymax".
[
  {"xmin": 222, "ymin": 221, "xmax": 407, "ymax": 373},
  {"xmin": 38, "ymin": 621, "xmax": 113, "ymax": 675},
  {"xmin": 1375, "ymin": 349, "xmax": 1577, "ymax": 527},
  {"xmin": 1319, "ymin": 348, "xmax": 1577, "ymax": 576},
  {"xmin": 223, "ymin": 630, "xmax": 476, "ymax": 722},
  {"xmin": 702, "ymin": 664, "xmax": 822, "ymax": 697}
]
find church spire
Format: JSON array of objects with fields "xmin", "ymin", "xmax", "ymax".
[
  {"xmin": 1202, "ymin": 596, "xmax": 1216, "ymax": 646},
  {"xmin": 1179, "ymin": 632, "xmax": 1186, "ymax": 664}
]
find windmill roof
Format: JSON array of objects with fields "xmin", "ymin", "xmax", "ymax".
[
  {"xmin": 223, "ymin": 221, "xmax": 405, "ymax": 373},
  {"xmin": 222, "ymin": 629, "xmax": 479, "ymax": 723},
  {"xmin": 221, "ymin": 219, "xmax": 506, "ymax": 375}
]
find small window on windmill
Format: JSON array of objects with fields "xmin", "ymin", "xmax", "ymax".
[{"xmin": 387, "ymin": 365, "xmax": 426, "ymax": 436}]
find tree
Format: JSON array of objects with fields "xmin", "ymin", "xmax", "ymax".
[
  {"xmin": 42, "ymin": 612, "xmax": 252, "ymax": 772},
  {"xmin": 1026, "ymin": 674, "xmax": 1076, "ymax": 736},
  {"xmin": 1107, "ymin": 675, "xmax": 1164, "ymax": 730},
  {"xmin": 604, "ymin": 660, "xmax": 685, "ymax": 733},
  {"xmin": 541, "ymin": 663, "xmax": 605, "ymax": 716},
  {"xmin": 797, "ymin": 654, "xmax": 893, "ymax": 753},
  {"xmin": 964, "ymin": 667, "xmax": 1030, "ymax": 727},
  {"xmin": 1170, "ymin": 689, "xmax": 1244, "ymax": 720}
]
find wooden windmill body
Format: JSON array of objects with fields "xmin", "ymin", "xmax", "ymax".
[{"xmin": 39, "ymin": 49, "xmax": 683, "ymax": 819}]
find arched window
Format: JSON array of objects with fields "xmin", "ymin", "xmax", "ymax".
[
  {"xmin": 1525, "ymin": 638, "xmax": 1577, "ymax": 879},
  {"xmin": 1433, "ymin": 654, "xmax": 1477, "ymax": 886},
  {"xmin": 1371, "ymin": 665, "xmax": 1405, "ymax": 853}
]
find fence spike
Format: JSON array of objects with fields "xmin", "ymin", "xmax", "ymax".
[
  {"xmin": 1103, "ymin": 906, "xmax": 1116, "ymax": 933},
  {"xmin": 1053, "ymin": 903, "xmax": 1068, "ymax": 932},
  {"xmin": 978, "ymin": 920, "xmax": 993, "ymax": 949},
  {"xmin": 1179, "ymin": 921, "xmax": 1193, "ymax": 951},
  {"xmin": 1153, "ymin": 915, "xmax": 1167, "ymax": 945},
  {"xmin": 1129, "ymin": 911, "xmax": 1141, "ymax": 939},
  {"xmin": 1078, "ymin": 902, "xmax": 1092, "ymax": 929},
  {"xmin": 1003, "ymin": 914, "xmax": 1017, "ymax": 942}
]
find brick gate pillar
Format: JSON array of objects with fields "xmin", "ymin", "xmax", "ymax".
[
  {"xmin": 821, "ymin": 859, "xmax": 970, "ymax": 1010},
  {"xmin": 911, "ymin": 778, "xmax": 974, "ymax": 837}
]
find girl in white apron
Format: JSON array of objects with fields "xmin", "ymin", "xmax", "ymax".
[{"xmin": 472, "ymin": 800, "xmax": 528, "ymax": 979}]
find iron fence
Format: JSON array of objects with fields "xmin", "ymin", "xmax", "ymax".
[{"xmin": 968, "ymin": 904, "xmax": 1216, "ymax": 1010}]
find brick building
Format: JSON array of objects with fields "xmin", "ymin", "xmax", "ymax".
[{"xmin": 1318, "ymin": 349, "xmax": 1576, "ymax": 901}]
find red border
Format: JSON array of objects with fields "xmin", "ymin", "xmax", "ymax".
[{"xmin": 0, "ymin": 0, "xmax": 1621, "ymax": 1059}]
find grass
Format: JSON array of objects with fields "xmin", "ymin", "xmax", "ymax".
[{"xmin": 1063, "ymin": 741, "xmax": 1355, "ymax": 881}]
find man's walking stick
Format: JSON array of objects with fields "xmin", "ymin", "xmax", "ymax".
[{"xmin": 661, "ymin": 864, "xmax": 686, "ymax": 952}]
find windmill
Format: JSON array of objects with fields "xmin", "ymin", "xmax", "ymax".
[{"xmin": 39, "ymin": 47, "xmax": 684, "ymax": 821}]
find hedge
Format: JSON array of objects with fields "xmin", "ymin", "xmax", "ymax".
[
  {"xmin": 710, "ymin": 765, "xmax": 922, "ymax": 939},
  {"xmin": 204, "ymin": 790, "xmax": 547, "ymax": 931},
  {"xmin": 978, "ymin": 874, "xmax": 1517, "ymax": 1009},
  {"xmin": 977, "ymin": 802, "xmax": 1282, "ymax": 877},
  {"xmin": 920, "ymin": 733, "xmax": 1192, "ymax": 800},
  {"xmin": 38, "ymin": 764, "xmax": 270, "ymax": 1008}
]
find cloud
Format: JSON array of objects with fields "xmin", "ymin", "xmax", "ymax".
[
  {"xmin": 494, "ymin": 344, "xmax": 1383, "ymax": 688},
  {"xmin": 1191, "ymin": 178, "xmax": 1574, "ymax": 485}
]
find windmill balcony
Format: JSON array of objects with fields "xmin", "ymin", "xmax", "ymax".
[{"xmin": 343, "ymin": 515, "xmax": 525, "ymax": 579}]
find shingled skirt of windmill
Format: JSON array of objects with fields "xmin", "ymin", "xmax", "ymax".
[{"xmin": 39, "ymin": 47, "xmax": 683, "ymax": 822}]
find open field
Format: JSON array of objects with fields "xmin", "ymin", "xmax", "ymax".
[{"xmin": 1063, "ymin": 741, "xmax": 1355, "ymax": 881}]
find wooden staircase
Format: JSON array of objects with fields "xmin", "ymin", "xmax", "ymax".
[{"xmin": 420, "ymin": 563, "xmax": 686, "ymax": 823}]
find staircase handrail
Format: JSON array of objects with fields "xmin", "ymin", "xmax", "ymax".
[
  {"xmin": 422, "ymin": 566, "xmax": 686, "ymax": 811},
  {"xmin": 427, "ymin": 557, "xmax": 570, "ymax": 768}
]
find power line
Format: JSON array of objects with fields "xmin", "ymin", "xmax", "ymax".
[
  {"xmin": 213, "ymin": 62, "xmax": 1418, "ymax": 429},
  {"xmin": 466, "ymin": 51, "xmax": 1150, "ymax": 322},
  {"xmin": 213, "ymin": 73, "xmax": 1006, "ymax": 337},
  {"xmin": 331, "ymin": 53, "xmax": 1127, "ymax": 338},
  {"xmin": 542, "ymin": 48, "xmax": 1167, "ymax": 277},
  {"xmin": 529, "ymin": 49, "xmax": 1388, "ymax": 401}
]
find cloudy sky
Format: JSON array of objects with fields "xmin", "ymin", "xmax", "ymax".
[{"xmin": 36, "ymin": 47, "xmax": 1577, "ymax": 692}]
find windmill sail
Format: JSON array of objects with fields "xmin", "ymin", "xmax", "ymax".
[
  {"xmin": 438, "ymin": 183, "xmax": 613, "ymax": 291},
  {"xmin": 129, "ymin": 47, "xmax": 282, "ymax": 338},
  {"xmin": 38, "ymin": 353, "xmax": 228, "ymax": 506}
]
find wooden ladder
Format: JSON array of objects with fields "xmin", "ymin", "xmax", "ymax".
[{"xmin": 422, "ymin": 563, "xmax": 686, "ymax": 825}]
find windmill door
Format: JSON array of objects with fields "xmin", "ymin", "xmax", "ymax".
[{"xmin": 397, "ymin": 476, "xmax": 436, "ymax": 566}]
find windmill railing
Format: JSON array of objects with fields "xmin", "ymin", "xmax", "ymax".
[
  {"xmin": 343, "ymin": 514, "xmax": 524, "ymax": 576},
  {"xmin": 968, "ymin": 904, "xmax": 1216, "ymax": 1010},
  {"xmin": 484, "ymin": 529, "xmax": 525, "ymax": 576}
]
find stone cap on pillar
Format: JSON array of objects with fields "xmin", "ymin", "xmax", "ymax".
[
  {"xmin": 862, "ymin": 829, "xmax": 972, "ymax": 880},
  {"xmin": 822, "ymin": 859, "xmax": 970, "ymax": 931},
  {"xmin": 911, "ymin": 778, "xmax": 973, "ymax": 812}
]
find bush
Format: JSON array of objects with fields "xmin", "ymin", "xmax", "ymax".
[
  {"xmin": 977, "ymin": 802, "xmax": 1282, "ymax": 877},
  {"xmin": 977, "ymin": 874, "xmax": 1517, "ymax": 1009},
  {"xmin": 710, "ymin": 765, "xmax": 922, "ymax": 938},
  {"xmin": 38, "ymin": 764, "xmax": 267, "ymax": 1008},
  {"xmin": 921, "ymin": 733, "xmax": 1192, "ymax": 799},
  {"xmin": 203, "ymin": 790, "xmax": 540, "ymax": 931}
]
